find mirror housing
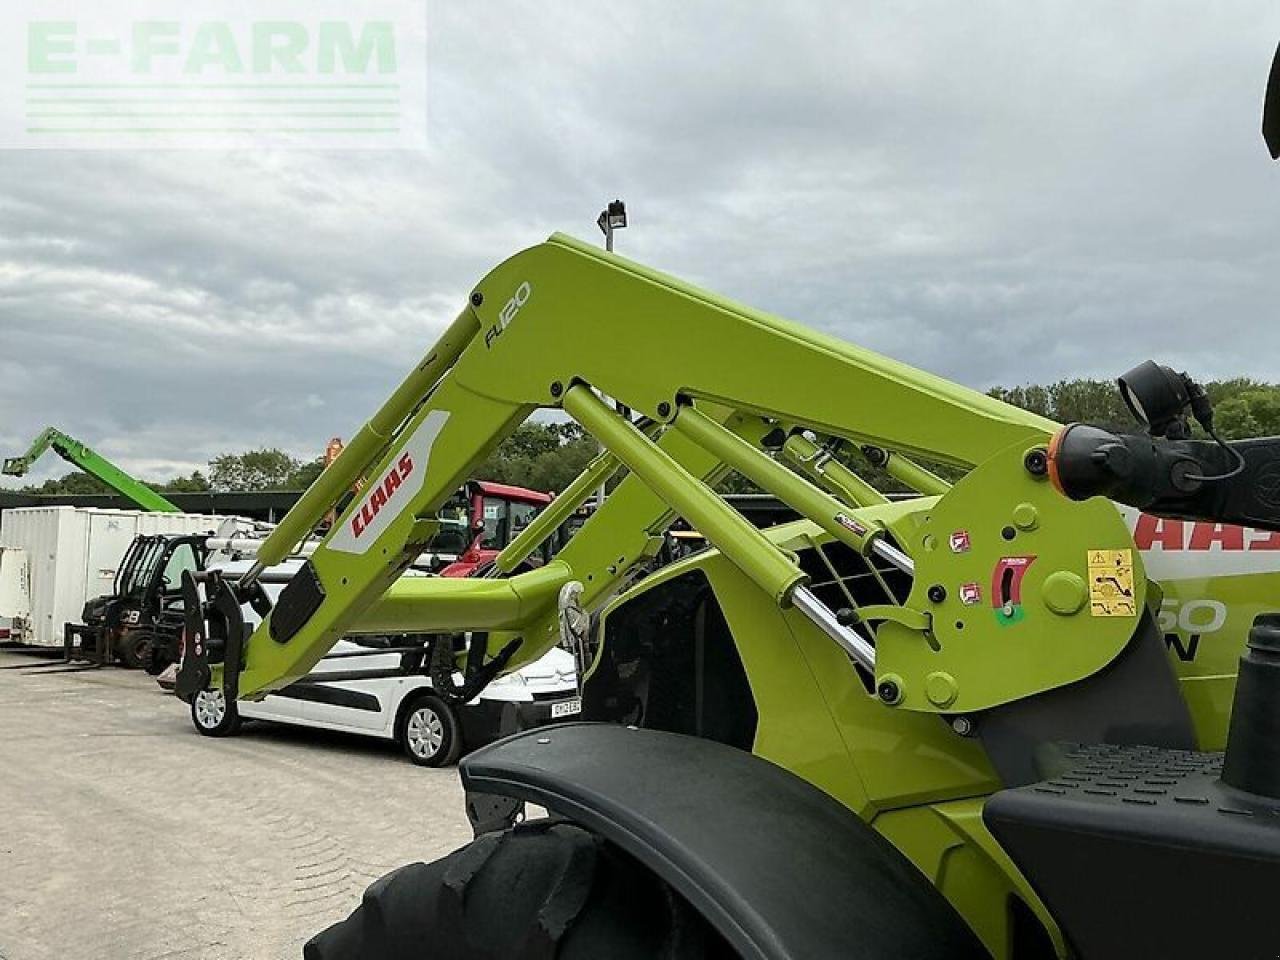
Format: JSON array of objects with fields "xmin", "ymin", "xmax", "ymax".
[{"xmin": 1265, "ymin": 40, "xmax": 1280, "ymax": 159}]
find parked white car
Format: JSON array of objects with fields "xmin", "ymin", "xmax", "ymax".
[
  {"xmin": 185, "ymin": 558, "xmax": 581, "ymax": 765},
  {"xmin": 190, "ymin": 640, "xmax": 580, "ymax": 766}
]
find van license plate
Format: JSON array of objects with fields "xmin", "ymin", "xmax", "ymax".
[{"xmin": 551, "ymin": 698, "xmax": 582, "ymax": 719}]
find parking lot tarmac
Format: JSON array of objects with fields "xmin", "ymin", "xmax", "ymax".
[{"xmin": 0, "ymin": 647, "xmax": 473, "ymax": 960}]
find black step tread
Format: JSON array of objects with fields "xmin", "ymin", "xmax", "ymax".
[
  {"xmin": 985, "ymin": 743, "xmax": 1280, "ymax": 960},
  {"xmin": 987, "ymin": 742, "xmax": 1280, "ymax": 858}
]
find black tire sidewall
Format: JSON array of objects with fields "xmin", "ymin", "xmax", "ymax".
[
  {"xmin": 399, "ymin": 693, "xmax": 461, "ymax": 767},
  {"xmin": 304, "ymin": 820, "xmax": 730, "ymax": 960},
  {"xmin": 119, "ymin": 631, "xmax": 151, "ymax": 670},
  {"xmin": 142, "ymin": 647, "xmax": 170, "ymax": 676}
]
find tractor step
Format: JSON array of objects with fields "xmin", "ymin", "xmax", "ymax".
[{"xmin": 985, "ymin": 742, "xmax": 1280, "ymax": 960}]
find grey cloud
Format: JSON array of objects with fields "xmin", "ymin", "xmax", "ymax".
[{"xmin": 2, "ymin": 1, "xmax": 1279, "ymax": 487}]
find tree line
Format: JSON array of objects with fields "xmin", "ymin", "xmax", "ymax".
[
  {"xmin": 14, "ymin": 422, "xmax": 599, "ymax": 497},
  {"xmin": 17, "ymin": 378, "xmax": 1280, "ymax": 498},
  {"xmin": 986, "ymin": 377, "xmax": 1280, "ymax": 438}
]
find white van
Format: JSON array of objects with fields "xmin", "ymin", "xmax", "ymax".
[
  {"xmin": 186, "ymin": 558, "xmax": 580, "ymax": 765},
  {"xmin": 190, "ymin": 639, "xmax": 579, "ymax": 766}
]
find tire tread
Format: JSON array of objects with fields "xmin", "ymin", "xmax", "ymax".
[{"xmin": 304, "ymin": 820, "xmax": 731, "ymax": 960}]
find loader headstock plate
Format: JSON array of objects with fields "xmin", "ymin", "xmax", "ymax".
[{"xmin": 876, "ymin": 439, "xmax": 1146, "ymax": 714}]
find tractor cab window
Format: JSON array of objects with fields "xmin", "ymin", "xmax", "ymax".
[
  {"xmin": 510, "ymin": 501, "xmax": 540, "ymax": 538},
  {"xmin": 124, "ymin": 539, "xmax": 166, "ymax": 597},
  {"xmin": 437, "ymin": 493, "xmax": 468, "ymax": 527},
  {"xmin": 429, "ymin": 493, "xmax": 470, "ymax": 555},
  {"xmin": 481, "ymin": 496, "xmax": 509, "ymax": 550},
  {"xmin": 160, "ymin": 542, "xmax": 199, "ymax": 592}
]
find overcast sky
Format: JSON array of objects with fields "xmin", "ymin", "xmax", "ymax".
[{"xmin": 2, "ymin": 2, "xmax": 1279, "ymax": 487}]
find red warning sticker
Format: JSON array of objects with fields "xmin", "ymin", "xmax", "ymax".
[{"xmin": 992, "ymin": 555, "xmax": 1037, "ymax": 626}]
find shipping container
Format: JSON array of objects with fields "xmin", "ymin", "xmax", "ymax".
[
  {"xmin": 0, "ymin": 544, "xmax": 29, "ymax": 641},
  {"xmin": 0, "ymin": 507, "xmax": 232, "ymax": 647}
]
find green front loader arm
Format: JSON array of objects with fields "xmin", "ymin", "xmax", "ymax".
[
  {"xmin": 228, "ymin": 231, "xmax": 1082, "ymax": 701},
  {"xmin": 3, "ymin": 427, "xmax": 180, "ymax": 513},
  {"xmin": 187, "ymin": 231, "xmax": 1201, "ymax": 960}
]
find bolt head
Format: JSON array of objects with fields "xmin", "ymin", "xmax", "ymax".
[
  {"xmin": 925, "ymin": 671, "xmax": 958, "ymax": 708},
  {"xmin": 927, "ymin": 584, "xmax": 947, "ymax": 603},
  {"xmin": 470, "ymin": 291, "xmax": 484, "ymax": 307},
  {"xmin": 1012, "ymin": 502, "xmax": 1039, "ymax": 531},
  {"xmin": 1024, "ymin": 448, "xmax": 1049, "ymax": 476},
  {"xmin": 877, "ymin": 679, "xmax": 902, "ymax": 705}
]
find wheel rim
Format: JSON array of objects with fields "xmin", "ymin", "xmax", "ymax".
[
  {"xmin": 195, "ymin": 689, "xmax": 226, "ymax": 729},
  {"xmin": 406, "ymin": 706, "xmax": 445, "ymax": 759}
]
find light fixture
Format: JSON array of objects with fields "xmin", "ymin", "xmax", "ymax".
[
  {"xmin": 1117, "ymin": 360, "xmax": 1192, "ymax": 438},
  {"xmin": 596, "ymin": 199, "xmax": 627, "ymax": 252}
]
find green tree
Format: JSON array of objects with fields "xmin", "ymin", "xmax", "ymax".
[
  {"xmin": 473, "ymin": 423, "xmax": 599, "ymax": 493},
  {"xmin": 157, "ymin": 470, "xmax": 212, "ymax": 493},
  {"xmin": 21, "ymin": 376, "xmax": 1280, "ymax": 503},
  {"xmin": 20, "ymin": 471, "xmax": 112, "ymax": 495},
  {"xmin": 208, "ymin": 448, "xmax": 303, "ymax": 491},
  {"xmin": 1204, "ymin": 377, "xmax": 1267, "ymax": 407},
  {"xmin": 1214, "ymin": 397, "xmax": 1260, "ymax": 439},
  {"xmin": 286, "ymin": 456, "xmax": 326, "ymax": 490},
  {"xmin": 988, "ymin": 379, "xmax": 1129, "ymax": 428},
  {"xmin": 1046, "ymin": 379, "xmax": 1130, "ymax": 428},
  {"xmin": 988, "ymin": 376, "xmax": 1280, "ymax": 440},
  {"xmin": 1212, "ymin": 388, "xmax": 1280, "ymax": 440},
  {"xmin": 987, "ymin": 383, "xmax": 1053, "ymax": 419}
]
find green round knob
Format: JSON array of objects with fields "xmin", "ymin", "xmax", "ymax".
[
  {"xmin": 1012, "ymin": 503, "xmax": 1039, "ymax": 530},
  {"xmin": 925, "ymin": 671, "xmax": 958, "ymax": 708},
  {"xmin": 1043, "ymin": 571, "xmax": 1087, "ymax": 615}
]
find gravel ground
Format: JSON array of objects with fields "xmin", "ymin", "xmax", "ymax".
[{"xmin": 0, "ymin": 646, "xmax": 474, "ymax": 960}]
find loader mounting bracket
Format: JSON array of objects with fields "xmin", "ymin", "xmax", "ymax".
[{"xmin": 876, "ymin": 439, "xmax": 1145, "ymax": 714}]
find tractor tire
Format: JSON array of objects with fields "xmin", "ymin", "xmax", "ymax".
[
  {"xmin": 118, "ymin": 631, "xmax": 153, "ymax": 670},
  {"xmin": 304, "ymin": 819, "xmax": 736, "ymax": 960},
  {"xmin": 139, "ymin": 638, "xmax": 171, "ymax": 676}
]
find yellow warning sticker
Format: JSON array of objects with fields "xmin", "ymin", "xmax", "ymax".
[{"xmin": 1088, "ymin": 548, "xmax": 1137, "ymax": 617}]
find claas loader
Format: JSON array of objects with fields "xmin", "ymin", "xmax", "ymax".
[{"xmin": 174, "ymin": 48, "xmax": 1280, "ymax": 960}]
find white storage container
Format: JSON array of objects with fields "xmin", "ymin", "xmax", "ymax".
[
  {"xmin": 0, "ymin": 507, "xmax": 232, "ymax": 647},
  {"xmin": 0, "ymin": 545, "xmax": 30, "ymax": 640}
]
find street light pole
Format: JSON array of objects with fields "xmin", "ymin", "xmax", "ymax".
[
  {"xmin": 597, "ymin": 199, "xmax": 626, "ymax": 253},
  {"xmin": 595, "ymin": 200, "xmax": 628, "ymax": 508}
]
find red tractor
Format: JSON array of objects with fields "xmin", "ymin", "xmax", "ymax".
[{"xmin": 437, "ymin": 480, "xmax": 554, "ymax": 578}]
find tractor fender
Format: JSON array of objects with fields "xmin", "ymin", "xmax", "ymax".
[{"xmin": 460, "ymin": 722, "xmax": 986, "ymax": 960}]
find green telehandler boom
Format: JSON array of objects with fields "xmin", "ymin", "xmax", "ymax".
[
  {"xmin": 2, "ymin": 427, "xmax": 180, "ymax": 513},
  {"xmin": 172, "ymin": 43, "xmax": 1280, "ymax": 960}
]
